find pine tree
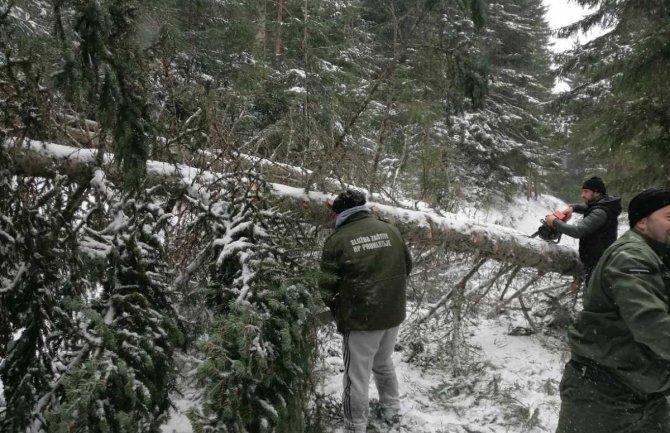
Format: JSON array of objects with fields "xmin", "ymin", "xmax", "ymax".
[
  {"xmin": 179, "ymin": 175, "xmax": 318, "ymax": 433},
  {"xmin": 1, "ymin": 6, "xmax": 65, "ymax": 429},
  {"xmin": 44, "ymin": 186, "xmax": 183, "ymax": 433},
  {"xmin": 446, "ymin": 0, "xmax": 555, "ymax": 199},
  {"xmin": 0, "ymin": 176, "xmax": 89, "ymax": 433},
  {"xmin": 0, "ymin": 1, "xmax": 56, "ymax": 143},
  {"xmin": 555, "ymin": 0, "xmax": 670, "ymax": 191},
  {"xmin": 54, "ymin": 0, "xmax": 151, "ymax": 188}
]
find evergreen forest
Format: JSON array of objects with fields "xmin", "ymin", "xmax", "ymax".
[{"xmin": 0, "ymin": 0, "xmax": 668, "ymax": 432}]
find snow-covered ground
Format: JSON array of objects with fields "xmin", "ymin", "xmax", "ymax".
[
  {"xmin": 462, "ymin": 194, "xmax": 578, "ymax": 247},
  {"xmin": 319, "ymin": 315, "xmax": 568, "ymax": 433},
  {"xmin": 161, "ymin": 387, "xmax": 199, "ymax": 433},
  {"xmin": 162, "ymin": 314, "xmax": 570, "ymax": 433},
  {"xmin": 312, "ymin": 195, "xmax": 581, "ymax": 433}
]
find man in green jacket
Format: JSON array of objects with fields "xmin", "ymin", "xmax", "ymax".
[
  {"xmin": 320, "ymin": 189, "xmax": 412, "ymax": 433},
  {"xmin": 555, "ymin": 186, "xmax": 670, "ymax": 433}
]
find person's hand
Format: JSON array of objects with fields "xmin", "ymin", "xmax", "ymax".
[
  {"xmin": 545, "ymin": 213, "xmax": 556, "ymax": 226},
  {"xmin": 562, "ymin": 206, "xmax": 574, "ymax": 221}
]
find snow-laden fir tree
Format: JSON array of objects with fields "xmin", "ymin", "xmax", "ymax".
[
  {"xmin": 0, "ymin": 168, "xmax": 183, "ymax": 433},
  {"xmin": 53, "ymin": 0, "xmax": 151, "ymax": 188},
  {"xmin": 178, "ymin": 175, "xmax": 319, "ymax": 433},
  {"xmin": 0, "ymin": 175, "xmax": 91, "ymax": 433},
  {"xmin": 41, "ymin": 182, "xmax": 183, "ymax": 433},
  {"xmin": 555, "ymin": 0, "xmax": 670, "ymax": 191},
  {"xmin": 446, "ymin": 0, "xmax": 555, "ymax": 199}
]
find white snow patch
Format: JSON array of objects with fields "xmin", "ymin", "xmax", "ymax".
[
  {"xmin": 319, "ymin": 316, "xmax": 568, "ymax": 433},
  {"xmin": 288, "ymin": 69, "xmax": 307, "ymax": 79},
  {"xmin": 161, "ymin": 395, "xmax": 198, "ymax": 433}
]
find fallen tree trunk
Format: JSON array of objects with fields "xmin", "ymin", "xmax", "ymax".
[
  {"xmin": 4, "ymin": 138, "xmax": 583, "ymax": 277},
  {"xmin": 274, "ymin": 185, "xmax": 582, "ymax": 276}
]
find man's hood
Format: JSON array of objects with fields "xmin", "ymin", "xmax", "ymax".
[{"xmin": 594, "ymin": 195, "xmax": 623, "ymax": 217}]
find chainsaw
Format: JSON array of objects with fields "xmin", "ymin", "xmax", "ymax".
[{"xmin": 529, "ymin": 210, "xmax": 568, "ymax": 244}]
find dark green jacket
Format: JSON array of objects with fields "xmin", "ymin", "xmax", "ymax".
[
  {"xmin": 319, "ymin": 212, "xmax": 412, "ymax": 332},
  {"xmin": 569, "ymin": 229, "xmax": 670, "ymax": 394}
]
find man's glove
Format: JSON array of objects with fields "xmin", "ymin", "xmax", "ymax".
[
  {"xmin": 545, "ymin": 210, "xmax": 569, "ymax": 226},
  {"xmin": 561, "ymin": 206, "xmax": 574, "ymax": 221}
]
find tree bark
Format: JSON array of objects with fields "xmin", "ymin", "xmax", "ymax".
[{"xmin": 275, "ymin": 0, "xmax": 284, "ymax": 56}]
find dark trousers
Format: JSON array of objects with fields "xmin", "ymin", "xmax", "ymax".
[{"xmin": 556, "ymin": 361, "xmax": 670, "ymax": 433}]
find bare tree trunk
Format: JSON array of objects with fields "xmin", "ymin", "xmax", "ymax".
[
  {"xmin": 527, "ymin": 167, "xmax": 539, "ymax": 200},
  {"xmin": 275, "ymin": 0, "xmax": 284, "ymax": 56},
  {"xmin": 390, "ymin": 2, "xmax": 399, "ymax": 59},
  {"xmin": 370, "ymin": 103, "xmax": 392, "ymax": 195},
  {"xmin": 256, "ymin": 0, "xmax": 267, "ymax": 57},
  {"xmin": 391, "ymin": 134, "xmax": 409, "ymax": 192},
  {"xmin": 302, "ymin": 0, "xmax": 310, "ymax": 158}
]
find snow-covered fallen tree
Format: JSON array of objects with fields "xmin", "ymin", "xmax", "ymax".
[
  {"xmin": 5, "ymin": 137, "xmax": 582, "ymax": 278},
  {"xmin": 2, "ymin": 136, "xmax": 582, "ymax": 433}
]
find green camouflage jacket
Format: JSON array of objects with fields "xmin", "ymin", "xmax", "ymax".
[
  {"xmin": 569, "ymin": 229, "xmax": 670, "ymax": 394},
  {"xmin": 319, "ymin": 212, "xmax": 412, "ymax": 332}
]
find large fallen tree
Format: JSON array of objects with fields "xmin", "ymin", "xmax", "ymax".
[
  {"xmin": 4, "ymin": 137, "xmax": 582, "ymax": 277},
  {"xmin": 2, "ymin": 135, "xmax": 580, "ymax": 433}
]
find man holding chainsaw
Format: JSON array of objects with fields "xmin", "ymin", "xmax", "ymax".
[
  {"xmin": 555, "ymin": 186, "xmax": 670, "ymax": 433},
  {"xmin": 545, "ymin": 176, "xmax": 622, "ymax": 284}
]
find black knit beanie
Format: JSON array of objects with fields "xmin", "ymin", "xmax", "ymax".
[
  {"xmin": 582, "ymin": 176, "xmax": 606, "ymax": 194},
  {"xmin": 332, "ymin": 189, "xmax": 367, "ymax": 214},
  {"xmin": 628, "ymin": 187, "xmax": 670, "ymax": 228}
]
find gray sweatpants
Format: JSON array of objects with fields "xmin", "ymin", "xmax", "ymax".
[{"xmin": 342, "ymin": 326, "xmax": 400, "ymax": 433}]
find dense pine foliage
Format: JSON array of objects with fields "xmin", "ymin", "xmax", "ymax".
[
  {"xmin": 1, "ymin": 0, "xmax": 558, "ymax": 203},
  {"xmin": 554, "ymin": 0, "xmax": 670, "ymax": 193}
]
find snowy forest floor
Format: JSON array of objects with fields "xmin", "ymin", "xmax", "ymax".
[
  {"xmin": 312, "ymin": 194, "xmax": 582, "ymax": 433},
  {"xmin": 318, "ymin": 315, "xmax": 570, "ymax": 433}
]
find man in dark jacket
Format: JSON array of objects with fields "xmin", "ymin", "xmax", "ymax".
[
  {"xmin": 320, "ymin": 189, "xmax": 412, "ymax": 433},
  {"xmin": 545, "ymin": 176, "xmax": 622, "ymax": 283},
  {"xmin": 555, "ymin": 186, "xmax": 670, "ymax": 433}
]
